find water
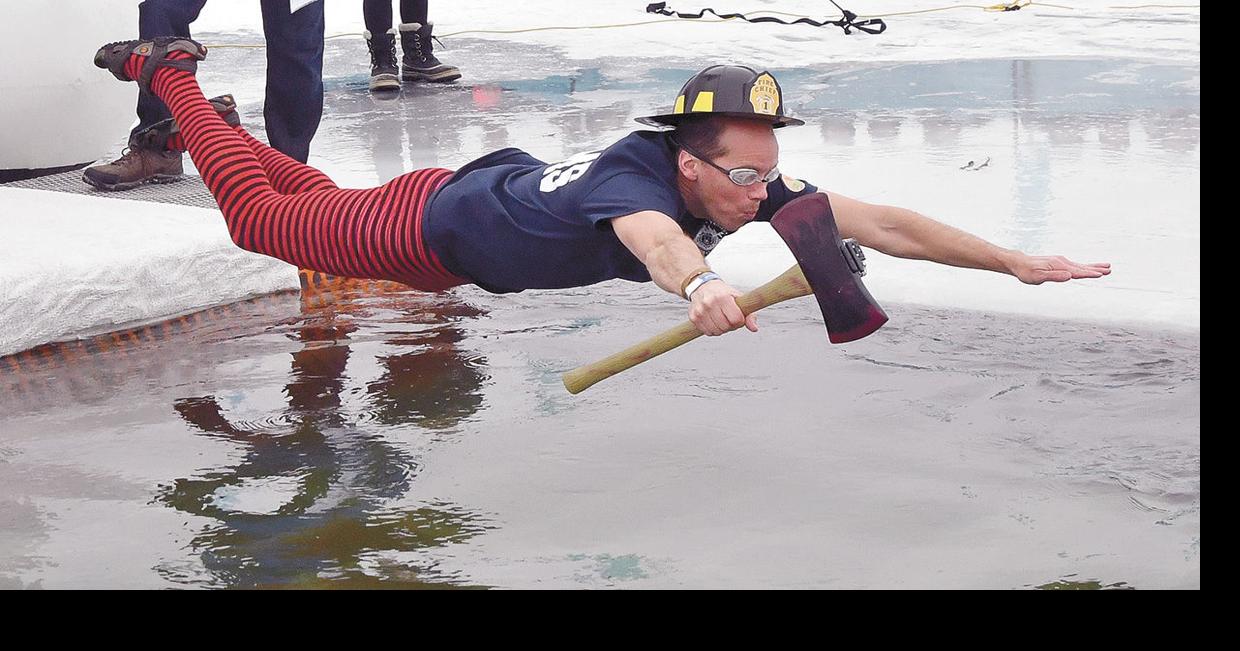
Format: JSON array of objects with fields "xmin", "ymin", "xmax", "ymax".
[{"xmin": 0, "ymin": 279, "xmax": 1198, "ymax": 588}]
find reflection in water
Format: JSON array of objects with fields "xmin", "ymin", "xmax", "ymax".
[
  {"xmin": 818, "ymin": 112, "xmax": 856, "ymax": 148},
  {"xmin": 0, "ymin": 273, "xmax": 498, "ymax": 587},
  {"xmin": 1010, "ymin": 62, "xmax": 1053, "ymax": 255},
  {"xmin": 1141, "ymin": 107, "xmax": 1199, "ymax": 155},
  {"xmin": 150, "ymin": 276, "xmax": 493, "ymax": 588},
  {"xmin": 1097, "ymin": 116, "xmax": 1132, "ymax": 153},
  {"xmin": 867, "ymin": 116, "xmax": 903, "ymax": 144},
  {"xmin": 366, "ymin": 333, "xmax": 486, "ymax": 430},
  {"xmin": 0, "ymin": 293, "xmax": 299, "ymax": 408},
  {"xmin": 919, "ymin": 114, "xmax": 963, "ymax": 151}
]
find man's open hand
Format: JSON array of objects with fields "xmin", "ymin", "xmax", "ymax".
[{"xmin": 1010, "ymin": 254, "xmax": 1112, "ymax": 285}]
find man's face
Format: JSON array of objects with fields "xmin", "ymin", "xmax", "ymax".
[{"xmin": 680, "ymin": 119, "xmax": 780, "ymax": 232}]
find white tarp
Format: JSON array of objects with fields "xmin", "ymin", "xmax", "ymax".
[{"xmin": 0, "ymin": 187, "xmax": 299, "ymax": 357}]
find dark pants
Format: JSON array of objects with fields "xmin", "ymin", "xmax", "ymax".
[
  {"xmin": 134, "ymin": 0, "xmax": 205, "ymax": 134},
  {"xmin": 361, "ymin": 0, "xmax": 430, "ymax": 35},
  {"xmin": 134, "ymin": 0, "xmax": 324, "ymax": 163}
]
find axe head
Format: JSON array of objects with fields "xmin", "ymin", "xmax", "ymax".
[{"xmin": 770, "ymin": 193, "xmax": 888, "ymax": 343}]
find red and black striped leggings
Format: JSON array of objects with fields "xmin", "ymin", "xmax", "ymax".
[{"xmin": 146, "ymin": 54, "xmax": 468, "ymax": 292}]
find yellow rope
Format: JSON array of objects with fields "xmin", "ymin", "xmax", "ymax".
[{"xmin": 201, "ymin": 2, "xmax": 1199, "ymax": 50}]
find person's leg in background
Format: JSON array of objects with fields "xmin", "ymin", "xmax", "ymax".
[
  {"xmin": 259, "ymin": 0, "xmax": 325, "ymax": 163},
  {"xmin": 362, "ymin": 1, "xmax": 401, "ymax": 92},
  {"xmin": 135, "ymin": 0, "xmax": 207, "ymax": 136},
  {"xmin": 82, "ymin": 0, "xmax": 206, "ymax": 190},
  {"xmin": 398, "ymin": 1, "xmax": 461, "ymax": 84}
]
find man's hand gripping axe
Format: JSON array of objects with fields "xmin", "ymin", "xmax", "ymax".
[{"xmin": 562, "ymin": 193, "xmax": 889, "ymax": 394}]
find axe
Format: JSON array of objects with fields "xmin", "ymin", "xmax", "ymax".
[{"xmin": 562, "ymin": 193, "xmax": 889, "ymax": 394}]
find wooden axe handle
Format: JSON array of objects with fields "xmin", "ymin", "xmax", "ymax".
[{"xmin": 562, "ymin": 264, "xmax": 814, "ymax": 394}]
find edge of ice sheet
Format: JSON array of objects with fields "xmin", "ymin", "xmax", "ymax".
[{"xmin": 0, "ymin": 187, "xmax": 300, "ymax": 357}]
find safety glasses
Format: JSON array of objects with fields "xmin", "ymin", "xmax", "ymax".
[{"xmin": 672, "ymin": 137, "xmax": 780, "ymax": 187}]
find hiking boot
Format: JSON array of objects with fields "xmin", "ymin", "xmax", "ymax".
[
  {"xmin": 82, "ymin": 121, "xmax": 184, "ymax": 190},
  {"xmin": 94, "ymin": 37, "xmax": 207, "ymax": 94},
  {"xmin": 81, "ymin": 92, "xmax": 239, "ymax": 189},
  {"xmin": 398, "ymin": 22, "xmax": 461, "ymax": 83},
  {"xmin": 365, "ymin": 29, "xmax": 400, "ymax": 92}
]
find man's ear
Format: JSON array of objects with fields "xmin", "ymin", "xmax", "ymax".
[{"xmin": 677, "ymin": 150, "xmax": 699, "ymax": 181}]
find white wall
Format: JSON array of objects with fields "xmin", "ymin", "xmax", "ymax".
[{"xmin": 0, "ymin": 1, "xmax": 140, "ymax": 171}]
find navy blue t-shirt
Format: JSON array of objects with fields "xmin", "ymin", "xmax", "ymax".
[{"xmin": 423, "ymin": 130, "xmax": 818, "ymax": 294}]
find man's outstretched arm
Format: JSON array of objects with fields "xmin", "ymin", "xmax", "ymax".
[{"xmin": 825, "ymin": 191, "xmax": 1111, "ymax": 284}]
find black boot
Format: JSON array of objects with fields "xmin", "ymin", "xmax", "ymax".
[
  {"xmin": 398, "ymin": 22, "xmax": 461, "ymax": 83},
  {"xmin": 365, "ymin": 28, "xmax": 400, "ymax": 92}
]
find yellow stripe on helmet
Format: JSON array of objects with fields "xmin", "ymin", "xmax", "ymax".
[{"xmin": 690, "ymin": 91, "xmax": 715, "ymax": 113}]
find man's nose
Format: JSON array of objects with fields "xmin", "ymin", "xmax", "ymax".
[{"xmin": 748, "ymin": 181, "xmax": 769, "ymax": 201}]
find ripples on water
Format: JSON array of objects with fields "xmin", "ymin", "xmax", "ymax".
[{"xmin": 0, "ymin": 278, "xmax": 1200, "ymax": 588}]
